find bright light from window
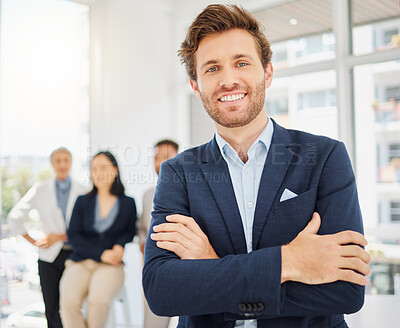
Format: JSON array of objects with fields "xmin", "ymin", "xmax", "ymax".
[{"xmin": 0, "ymin": 0, "xmax": 90, "ymax": 179}]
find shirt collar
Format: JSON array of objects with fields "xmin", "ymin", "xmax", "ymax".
[
  {"xmin": 215, "ymin": 117, "xmax": 274, "ymax": 165},
  {"xmin": 55, "ymin": 176, "xmax": 71, "ymax": 191}
]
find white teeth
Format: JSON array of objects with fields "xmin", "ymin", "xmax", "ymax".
[{"xmin": 220, "ymin": 93, "xmax": 245, "ymax": 102}]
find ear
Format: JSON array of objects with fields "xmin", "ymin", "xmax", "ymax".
[
  {"xmin": 190, "ymin": 79, "xmax": 201, "ymax": 99},
  {"xmin": 264, "ymin": 62, "xmax": 273, "ymax": 89}
]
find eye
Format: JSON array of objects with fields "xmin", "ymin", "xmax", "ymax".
[
  {"xmin": 237, "ymin": 62, "xmax": 248, "ymax": 67},
  {"xmin": 207, "ymin": 67, "xmax": 218, "ymax": 73}
]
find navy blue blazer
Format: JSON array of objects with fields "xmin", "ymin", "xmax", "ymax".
[
  {"xmin": 143, "ymin": 120, "xmax": 364, "ymax": 328},
  {"xmin": 67, "ymin": 194, "xmax": 137, "ymax": 262}
]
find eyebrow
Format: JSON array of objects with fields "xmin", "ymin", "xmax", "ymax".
[
  {"xmin": 200, "ymin": 54, "xmax": 256, "ymax": 71},
  {"xmin": 200, "ymin": 60, "xmax": 218, "ymax": 71},
  {"xmin": 233, "ymin": 53, "xmax": 255, "ymax": 61}
]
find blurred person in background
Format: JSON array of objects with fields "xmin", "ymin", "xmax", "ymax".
[
  {"xmin": 137, "ymin": 139, "xmax": 179, "ymax": 328},
  {"xmin": 60, "ymin": 151, "xmax": 136, "ymax": 328},
  {"xmin": 8, "ymin": 147, "xmax": 88, "ymax": 328}
]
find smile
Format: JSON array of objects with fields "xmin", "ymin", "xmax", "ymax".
[{"xmin": 219, "ymin": 93, "xmax": 246, "ymax": 102}]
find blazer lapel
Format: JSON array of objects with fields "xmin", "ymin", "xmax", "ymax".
[
  {"xmin": 84, "ymin": 194, "xmax": 97, "ymax": 232},
  {"xmin": 48, "ymin": 179, "xmax": 65, "ymax": 227},
  {"xmin": 66, "ymin": 180, "xmax": 77, "ymax": 225},
  {"xmin": 253, "ymin": 120, "xmax": 294, "ymax": 249},
  {"xmin": 199, "ymin": 138, "xmax": 247, "ymax": 255}
]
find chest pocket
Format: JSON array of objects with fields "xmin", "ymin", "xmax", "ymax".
[{"xmin": 263, "ymin": 188, "xmax": 317, "ymax": 246}]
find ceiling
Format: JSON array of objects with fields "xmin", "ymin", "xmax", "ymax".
[{"xmin": 253, "ymin": 0, "xmax": 400, "ymax": 42}]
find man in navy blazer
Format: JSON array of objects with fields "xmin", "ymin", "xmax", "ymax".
[{"xmin": 143, "ymin": 4, "xmax": 370, "ymax": 328}]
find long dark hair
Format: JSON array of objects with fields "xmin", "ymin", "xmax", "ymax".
[{"xmin": 87, "ymin": 151, "xmax": 125, "ymax": 196}]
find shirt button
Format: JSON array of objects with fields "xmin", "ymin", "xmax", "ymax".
[
  {"xmin": 244, "ymin": 168, "xmax": 250, "ymax": 174},
  {"xmin": 249, "ymin": 319, "xmax": 255, "ymax": 323},
  {"xmin": 248, "ymin": 202, "xmax": 254, "ymax": 208}
]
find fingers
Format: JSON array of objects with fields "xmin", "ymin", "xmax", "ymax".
[
  {"xmin": 35, "ymin": 238, "xmax": 48, "ymax": 248},
  {"xmin": 300, "ymin": 212, "xmax": 321, "ymax": 235},
  {"xmin": 340, "ymin": 245, "xmax": 371, "ymax": 264},
  {"xmin": 339, "ymin": 257, "xmax": 371, "ymax": 276},
  {"xmin": 337, "ymin": 269, "xmax": 369, "ymax": 286},
  {"xmin": 334, "ymin": 230, "xmax": 368, "ymax": 246},
  {"xmin": 166, "ymin": 214, "xmax": 205, "ymax": 237},
  {"xmin": 153, "ymin": 220, "xmax": 204, "ymax": 246},
  {"xmin": 155, "ymin": 241, "xmax": 189, "ymax": 259},
  {"xmin": 152, "ymin": 215, "xmax": 218, "ymax": 260},
  {"xmin": 151, "ymin": 231, "xmax": 193, "ymax": 249}
]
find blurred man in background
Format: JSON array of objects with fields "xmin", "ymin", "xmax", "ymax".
[{"xmin": 137, "ymin": 139, "xmax": 178, "ymax": 328}]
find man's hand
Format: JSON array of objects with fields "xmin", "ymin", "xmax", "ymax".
[
  {"xmin": 151, "ymin": 214, "xmax": 219, "ymax": 259},
  {"xmin": 35, "ymin": 233, "xmax": 67, "ymax": 248},
  {"xmin": 281, "ymin": 212, "xmax": 371, "ymax": 286}
]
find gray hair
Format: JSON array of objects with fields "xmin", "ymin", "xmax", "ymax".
[{"xmin": 50, "ymin": 147, "xmax": 72, "ymax": 161}]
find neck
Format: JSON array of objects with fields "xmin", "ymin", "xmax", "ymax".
[
  {"xmin": 97, "ymin": 187, "xmax": 112, "ymax": 197},
  {"xmin": 216, "ymin": 109, "xmax": 268, "ymax": 162},
  {"xmin": 56, "ymin": 175, "xmax": 69, "ymax": 181}
]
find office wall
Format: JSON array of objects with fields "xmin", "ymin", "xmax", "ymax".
[{"xmin": 89, "ymin": 0, "xmax": 184, "ymax": 201}]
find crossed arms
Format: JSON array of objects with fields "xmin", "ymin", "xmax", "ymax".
[
  {"xmin": 143, "ymin": 142, "xmax": 370, "ymax": 318},
  {"xmin": 151, "ymin": 212, "xmax": 370, "ymax": 286}
]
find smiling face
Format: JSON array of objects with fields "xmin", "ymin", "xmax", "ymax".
[{"xmin": 190, "ymin": 28, "xmax": 273, "ymax": 129}]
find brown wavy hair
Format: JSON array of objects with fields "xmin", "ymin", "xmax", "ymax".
[{"xmin": 178, "ymin": 4, "xmax": 272, "ymax": 82}]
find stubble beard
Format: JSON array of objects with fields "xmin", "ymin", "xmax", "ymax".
[{"xmin": 200, "ymin": 79, "xmax": 266, "ymax": 128}]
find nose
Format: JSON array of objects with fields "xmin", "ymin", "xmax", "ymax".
[{"xmin": 218, "ymin": 67, "xmax": 239, "ymax": 89}]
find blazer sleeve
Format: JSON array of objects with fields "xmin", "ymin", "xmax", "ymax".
[
  {"xmin": 142, "ymin": 162, "xmax": 284, "ymax": 317},
  {"xmin": 67, "ymin": 196, "xmax": 106, "ymax": 261},
  {"xmin": 278, "ymin": 141, "xmax": 365, "ymax": 316},
  {"xmin": 114, "ymin": 197, "xmax": 137, "ymax": 247}
]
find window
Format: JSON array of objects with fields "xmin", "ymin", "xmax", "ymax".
[
  {"xmin": 190, "ymin": 95, "xmax": 215, "ymax": 147},
  {"xmin": 389, "ymin": 144, "xmax": 400, "ymax": 161},
  {"xmin": 272, "ymin": 48, "xmax": 288, "ymax": 63},
  {"xmin": 0, "ymin": 0, "xmax": 90, "ymax": 182},
  {"xmin": 266, "ymin": 89, "xmax": 288, "ymax": 116},
  {"xmin": 391, "ymin": 202, "xmax": 400, "ymax": 222},
  {"xmin": 253, "ymin": 0, "xmax": 335, "ymax": 68},
  {"xmin": 297, "ymin": 89, "xmax": 336, "ymax": 111},
  {"xmin": 352, "ymin": 0, "xmax": 400, "ymax": 56},
  {"xmin": 383, "ymin": 28, "xmax": 399, "ymax": 45},
  {"xmin": 386, "ymin": 86, "xmax": 400, "ymax": 102},
  {"xmin": 294, "ymin": 33, "xmax": 335, "ymax": 59}
]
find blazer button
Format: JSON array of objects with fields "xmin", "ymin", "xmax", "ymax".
[
  {"xmin": 257, "ymin": 302, "xmax": 265, "ymax": 311},
  {"xmin": 252, "ymin": 303, "xmax": 258, "ymax": 311},
  {"xmin": 238, "ymin": 303, "xmax": 246, "ymax": 312},
  {"xmin": 246, "ymin": 304, "xmax": 253, "ymax": 312}
]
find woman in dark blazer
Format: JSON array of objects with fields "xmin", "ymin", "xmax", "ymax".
[{"xmin": 60, "ymin": 151, "xmax": 136, "ymax": 328}]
